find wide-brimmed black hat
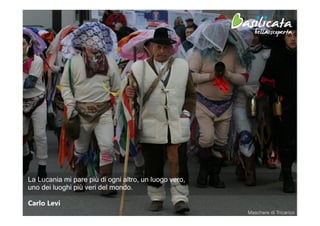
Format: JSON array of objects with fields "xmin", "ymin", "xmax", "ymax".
[{"xmin": 150, "ymin": 27, "xmax": 177, "ymax": 45}]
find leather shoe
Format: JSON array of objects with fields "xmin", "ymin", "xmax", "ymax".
[
  {"xmin": 174, "ymin": 201, "xmax": 190, "ymax": 214},
  {"xmin": 149, "ymin": 201, "xmax": 163, "ymax": 211},
  {"xmin": 23, "ymin": 152, "xmax": 33, "ymax": 175}
]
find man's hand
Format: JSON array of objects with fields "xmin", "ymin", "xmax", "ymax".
[
  {"xmin": 125, "ymin": 85, "xmax": 136, "ymax": 98},
  {"xmin": 67, "ymin": 106, "xmax": 78, "ymax": 119},
  {"xmin": 181, "ymin": 110, "xmax": 191, "ymax": 118},
  {"xmin": 243, "ymin": 85, "xmax": 256, "ymax": 97},
  {"xmin": 214, "ymin": 62, "xmax": 226, "ymax": 78}
]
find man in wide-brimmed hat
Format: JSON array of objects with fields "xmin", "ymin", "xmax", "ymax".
[
  {"xmin": 59, "ymin": 22, "xmax": 121, "ymax": 196},
  {"xmin": 125, "ymin": 27, "xmax": 196, "ymax": 214}
]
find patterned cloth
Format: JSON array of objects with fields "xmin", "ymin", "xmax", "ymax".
[
  {"xmin": 76, "ymin": 101, "xmax": 112, "ymax": 123},
  {"xmin": 61, "ymin": 22, "xmax": 117, "ymax": 59},
  {"xmin": 23, "ymin": 93, "xmax": 45, "ymax": 117},
  {"xmin": 71, "ymin": 22, "xmax": 116, "ymax": 54},
  {"xmin": 82, "ymin": 50, "xmax": 109, "ymax": 78},
  {"xmin": 196, "ymin": 92, "xmax": 232, "ymax": 117},
  {"xmin": 23, "ymin": 27, "xmax": 47, "ymax": 54}
]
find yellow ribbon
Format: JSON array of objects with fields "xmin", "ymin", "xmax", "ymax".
[
  {"xmin": 101, "ymin": 82, "xmax": 120, "ymax": 97},
  {"xmin": 56, "ymin": 84, "xmax": 64, "ymax": 90}
]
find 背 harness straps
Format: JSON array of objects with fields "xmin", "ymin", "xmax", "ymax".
[
  {"xmin": 68, "ymin": 59, "xmax": 75, "ymax": 97},
  {"xmin": 142, "ymin": 57, "xmax": 175, "ymax": 106}
]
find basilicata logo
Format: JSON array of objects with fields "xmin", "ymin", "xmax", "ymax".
[
  {"xmin": 231, "ymin": 13, "xmax": 292, "ymax": 29},
  {"xmin": 231, "ymin": 13, "xmax": 293, "ymax": 36},
  {"xmin": 231, "ymin": 13, "xmax": 244, "ymax": 29}
]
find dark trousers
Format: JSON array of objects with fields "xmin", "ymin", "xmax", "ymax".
[{"xmin": 142, "ymin": 142, "xmax": 189, "ymax": 187}]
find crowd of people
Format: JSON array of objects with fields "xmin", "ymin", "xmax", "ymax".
[{"xmin": 23, "ymin": 11, "xmax": 297, "ymax": 214}]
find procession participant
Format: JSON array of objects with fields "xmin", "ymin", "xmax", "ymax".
[
  {"xmin": 259, "ymin": 21, "xmax": 297, "ymax": 193},
  {"xmin": 23, "ymin": 28, "xmax": 48, "ymax": 179},
  {"xmin": 60, "ymin": 22, "xmax": 121, "ymax": 196},
  {"xmin": 125, "ymin": 27, "xmax": 196, "ymax": 214},
  {"xmin": 233, "ymin": 24, "xmax": 271, "ymax": 186},
  {"xmin": 187, "ymin": 19, "xmax": 252, "ymax": 188}
]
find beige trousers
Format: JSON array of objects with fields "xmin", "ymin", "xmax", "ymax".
[
  {"xmin": 74, "ymin": 110, "xmax": 114, "ymax": 166},
  {"xmin": 23, "ymin": 100, "xmax": 48, "ymax": 165},
  {"xmin": 196, "ymin": 102, "xmax": 233, "ymax": 148}
]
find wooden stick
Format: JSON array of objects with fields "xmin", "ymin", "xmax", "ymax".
[{"xmin": 119, "ymin": 118, "xmax": 131, "ymax": 216}]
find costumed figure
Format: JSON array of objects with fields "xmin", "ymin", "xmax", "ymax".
[
  {"xmin": 46, "ymin": 25, "xmax": 78, "ymax": 141},
  {"xmin": 186, "ymin": 18, "xmax": 254, "ymax": 188},
  {"xmin": 23, "ymin": 27, "xmax": 48, "ymax": 179},
  {"xmin": 232, "ymin": 22, "xmax": 271, "ymax": 186},
  {"xmin": 59, "ymin": 22, "xmax": 121, "ymax": 196}
]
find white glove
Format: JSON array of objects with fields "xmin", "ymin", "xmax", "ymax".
[{"xmin": 243, "ymin": 85, "xmax": 256, "ymax": 97}]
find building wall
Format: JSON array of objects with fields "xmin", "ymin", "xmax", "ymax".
[
  {"xmin": 23, "ymin": 10, "xmax": 78, "ymax": 31},
  {"xmin": 61, "ymin": 10, "xmax": 78, "ymax": 28},
  {"xmin": 23, "ymin": 10, "xmax": 52, "ymax": 28}
]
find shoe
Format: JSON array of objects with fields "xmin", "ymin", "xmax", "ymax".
[
  {"xmin": 100, "ymin": 188, "xmax": 117, "ymax": 197},
  {"xmin": 73, "ymin": 156, "xmax": 88, "ymax": 192},
  {"xmin": 23, "ymin": 152, "xmax": 33, "ymax": 175},
  {"xmin": 243, "ymin": 154, "xmax": 256, "ymax": 186},
  {"xmin": 208, "ymin": 175, "xmax": 226, "ymax": 188},
  {"xmin": 208, "ymin": 157, "xmax": 226, "ymax": 188},
  {"xmin": 148, "ymin": 201, "xmax": 163, "ymax": 212},
  {"xmin": 282, "ymin": 168, "xmax": 295, "ymax": 193},
  {"xmin": 37, "ymin": 165, "xmax": 47, "ymax": 180},
  {"xmin": 235, "ymin": 164, "xmax": 245, "ymax": 181},
  {"xmin": 196, "ymin": 159, "xmax": 209, "ymax": 188},
  {"xmin": 174, "ymin": 201, "xmax": 190, "ymax": 214},
  {"xmin": 283, "ymin": 179, "xmax": 295, "ymax": 193},
  {"xmin": 99, "ymin": 164, "xmax": 118, "ymax": 197}
]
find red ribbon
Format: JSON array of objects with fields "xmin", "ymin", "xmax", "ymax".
[
  {"xmin": 241, "ymin": 73, "xmax": 249, "ymax": 82},
  {"xmin": 260, "ymin": 76, "xmax": 275, "ymax": 87},
  {"xmin": 257, "ymin": 76, "xmax": 276, "ymax": 98},
  {"xmin": 212, "ymin": 77, "xmax": 230, "ymax": 93}
]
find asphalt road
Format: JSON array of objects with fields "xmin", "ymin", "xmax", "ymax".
[{"xmin": 23, "ymin": 131, "xmax": 296, "ymax": 216}]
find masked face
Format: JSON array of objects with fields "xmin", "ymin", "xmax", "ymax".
[{"xmin": 85, "ymin": 48, "xmax": 102, "ymax": 62}]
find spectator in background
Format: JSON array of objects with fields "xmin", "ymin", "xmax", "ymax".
[
  {"xmin": 185, "ymin": 18, "xmax": 198, "ymax": 30},
  {"xmin": 101, "ymin": 10, "xmax": 113, "ymax": 24},
  {"xmin": 177, "ymin": 25, "xmax": 195, "ymax": 58},
  {"xmin": 174, "ymin": 16, "xmax": 186, "ymax": 42},
  {"xmin": 103, "ymin": 10, "xmax": 127, "ymax": 32},
  {"xmin": 259, "ymin": 21, "xmax": 297, "ymax": 193},
  {"xmin": 116, "ymin": 26, "xmax": 135, "ymax": 43}
]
